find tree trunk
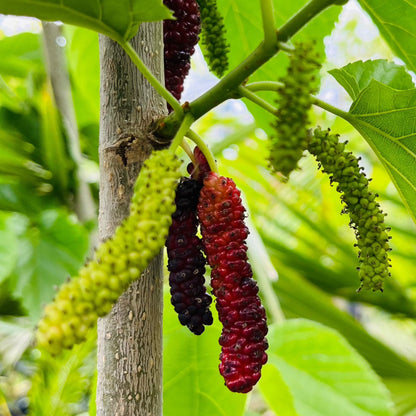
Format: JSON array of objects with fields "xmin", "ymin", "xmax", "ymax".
[{"xmin": 96, "ymin": 22, "xmax": 166, "ymax": 416}]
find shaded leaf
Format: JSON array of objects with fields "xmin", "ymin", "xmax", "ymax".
[
  {"xmin": 261, "ymin": 320, "xmax": 394, "ymax": 416},
  {"xmin": 30, "ymin": 333, "xmax": 96, "ymax": 416},
  {"xmin": 329, "ymin": 60, "xmax": 414, "ymax": 100},
  {"xmin": 0, "ymin": 215, "xmax": 18, "ymax": 284},
  {"xmin": 9, "ymin": 209, "xmax": 89, "ymax": 321},
  {"xmin": 0, "ymin": 0, "xmax": 172, "ymax": 42},
  {"xmin": 163, "ymin": 290, "xmax": 246, "ymax": 416},
  {"xmin": 273, "ymin": 271, "xmax": 416, "ymax": 380},
  {"xmin": 356, "ymin": 0, "xmax": 416, "ymax": 73}
]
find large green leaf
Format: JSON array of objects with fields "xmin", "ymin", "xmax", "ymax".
[
  {"xmin": 163, "ymin": 291, "xmax": 246, "ymax": 416},
  {"xmin": 342, "ymin": 80, "xmax": 416, "ymax": 222},
  {"xmin": 9, "ymin": 210, "xmax": 89, "ymax": 320},
  {"xmin": 329, "ymin": 60, "xmax": 415, "ymax": 101},
  {"xmin": 0, "ymin": 0, "xmax": 172, "ymax": 42},
  {"xmin": 260, "ymin": 320, "xmax": 394, "ymax": 416},
  {"xmin": 356, "ymin": 0, "xmax": 416, "ymax": 73}
]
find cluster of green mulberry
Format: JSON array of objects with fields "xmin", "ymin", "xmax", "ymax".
[
  {"xmin": 307, "ymin": 127, "xmax": 391, "ymax": 291},
  {"xmin": 270, "ymin": 41, "xmax": 321, "ymax": 180},
  {"xmin": 197, "ymin": 0, "xmax": 229, "ymax": 77},
  {"xmin": 37, "ymin": 150, "xmax": 181, "ymax": 355}
]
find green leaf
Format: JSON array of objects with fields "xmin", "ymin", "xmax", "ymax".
[
  {"xmin": 0, "ymin": 33, "xmax": 43, "ymax": 78},
  {"xmin": 163, "ymin": 290, "xmax": 246, "ymax": 416},
  {"xmin": 356, "ymin": 0, "xmax": 416, "ymax": 73},
  {"xmin": 274, "ymin": 271, "xmax": 416, "ymax": 380},
  {"xmin": 343, "ymin": 80, "xmax": 416, "ymax": 222},
  {"xmin": 30, "ymin": 333, "xmax": 96, "ymax": 416},
  {"xmin": 260, "ymin": 320, "xmax": 394, "ymax": 416},
  {"xmin": 329, "ymin": 60, "xmax": 415, "ymax": 100},
  {"xmin": 383, "ymin": 378, "xmax": 416, "ymax": 416},
  {"xmin": 0, "ymin": 215, "xmax": 18, "ymax": 284},
  {"xmin": 0, "ymin": 0, "xmax": 172, "ymax": 42},
  {"xmin": 9, "ymin": 210, "xmax": 89, "ymax": 320}
]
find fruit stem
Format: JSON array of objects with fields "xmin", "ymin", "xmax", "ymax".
[
  {"xmin": 261, "ymin": 0, "xmax": 278, "ymax": 50},
  {"xmin": 238, "ymin": 86, "xmax": 277, "ymax": 116},
  {"xmin": 169, "ymin": 113, "xmax": 194, "ymax": 153},
  {"xmin": 180, "ymin": 138, "xmax": 196, "ymax": 165},
  {"xmin": 245, "ymin": 81, "xmax": 284, "ymax": 92},
  {"xmin": 312, "ymin": 97, "xmax": 352, "ymax": 121},
  {"xmin": 121, "ymin": 41, "xmax": 183, "ymax": 116},
  {"xmin": 186, "ymin": 129, "xmax": 219, "ymax": 174}
]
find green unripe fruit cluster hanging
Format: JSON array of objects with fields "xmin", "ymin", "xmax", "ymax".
[
  {"xmin": 308, "ymin": 127, "xmax": 391, "ymax": 292},
  {"xmin": 36, "ymin": 150, "xmax": 181, "ymax": 355},
  {"xmin": 197, "ymin": 0, "xmax": 229, "ymax": 77},
  {"xmin": 269, "ymin": 41, "xmax": 321, "ymax": 180}
]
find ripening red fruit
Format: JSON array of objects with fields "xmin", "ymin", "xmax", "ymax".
[
  {"xmin": 197, "ymin": 172, "xmax": 268, "ymax": 393},
  {"xmin": 163, "ymin": 0, "xmax": 201, "ymax": 104},
  {"xmin": 166, "ymin": 177, "xmax": 213, "ymax": 335},
  {"xmin": 187, "ymin": 146, "xmax": 211, "ymax": 181}
]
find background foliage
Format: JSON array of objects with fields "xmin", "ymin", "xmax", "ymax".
[{"xmin": 0, "ymin": 0, "xmax": 415, "ymax": 415}]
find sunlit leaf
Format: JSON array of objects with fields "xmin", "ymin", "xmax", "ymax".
[
  {"xmin": 343, "ymin": 80, "xmax": 416, "ymax": 222},
  {"xmin": 356, "ymin": 0, "xmax": 416, "ymax": 73},
  {"xmin": 0, "ymin": 0, "xmax": 172, "ymax": 42},
  {"xmin": 329, "ymin": 60, "xmax": 414, "ymax": 100},
  {"xmin": 261, "ymin": 320, "xmax": 394, "ymax": 416}
]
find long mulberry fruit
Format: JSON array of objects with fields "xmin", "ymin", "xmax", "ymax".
[
  {"xmin": 37, "ymin": 150, "xmax": 181, "ymax": 355},
  {"xmin": 269, "ymin": 41, "xmax": 321, "ymax": 180},
  {"xmin": 307, "ymin": 127, "xmax": 391, "ymax": 291},
  {"xmin": 197, "ymin": 0, "xmax": 229, "ymax": 77},
  {"xmin": 197, "ymin": 172, "xmax": 268, "ymax": 393},
  {"xmin": 166, "ymin": 177, "xmax": 213, "ymax": 334},
  {"xmin": 163, "ymin": 0, "xmax": 201, "ymax": 102}
]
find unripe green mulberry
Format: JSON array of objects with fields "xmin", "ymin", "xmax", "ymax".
[
  {"xmin": 269, "ymin": 41, "xmax": 321, "ymax": 180},
  {"xmin": 307, "ymin": 127, "xmax": 391, "ymax": 292},
  {"xmin": 37, "ymin": 150, "xmax": 181, "ymax": 355},
  {"xmin": 197, "ymin": 0, "xmax": 229, "ymax": 77}
]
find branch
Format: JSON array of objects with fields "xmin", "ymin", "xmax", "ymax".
[
  {"xmin": 261, "ymin": 0, "xmax": 277, "ymax": 49},
  {"xmin": 238, "ymin": 86, "xmax": 277, "ymax": 116},
  {"xmin": 312, "ymin": 97, "xmax": 352, "ymax": 120},
  {"xmin": 277, "ymin": 0, "xmax": 338, "ymax": 42},
  {"xmin": 186, "ymin": 130, "xmax": 219, "ymax": 173}
]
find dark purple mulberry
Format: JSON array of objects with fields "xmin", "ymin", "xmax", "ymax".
[
  {"xmin": 166, "ymin": 177, "xmax": 213, "ymax": 335},
  {"xmin": 163, "ymin": 0, "xmax": 201, "ymax": 104},
  {"xmin": 197, "ymin": 172, "xmax": 268, "ymax": 393}
]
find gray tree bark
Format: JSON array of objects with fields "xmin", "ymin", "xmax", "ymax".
[{"xmin": 96, "ymin": 22, "xmax": 166, "ymax": 416}]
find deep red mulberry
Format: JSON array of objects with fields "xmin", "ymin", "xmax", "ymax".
[
  {"xmin": 197, "ymin": 172, "xmax": 268, "ymax": 393},
  {"xmin": 163, "ymin": 0, "xmax": 201, "ymax": 103},
  {"xmin": 166, "ymin": 177, "xmax": 213, "ymax": 335},
  {"xmin": 187, "ymin": 146, "xmax": 211, "ymax": 181}
]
